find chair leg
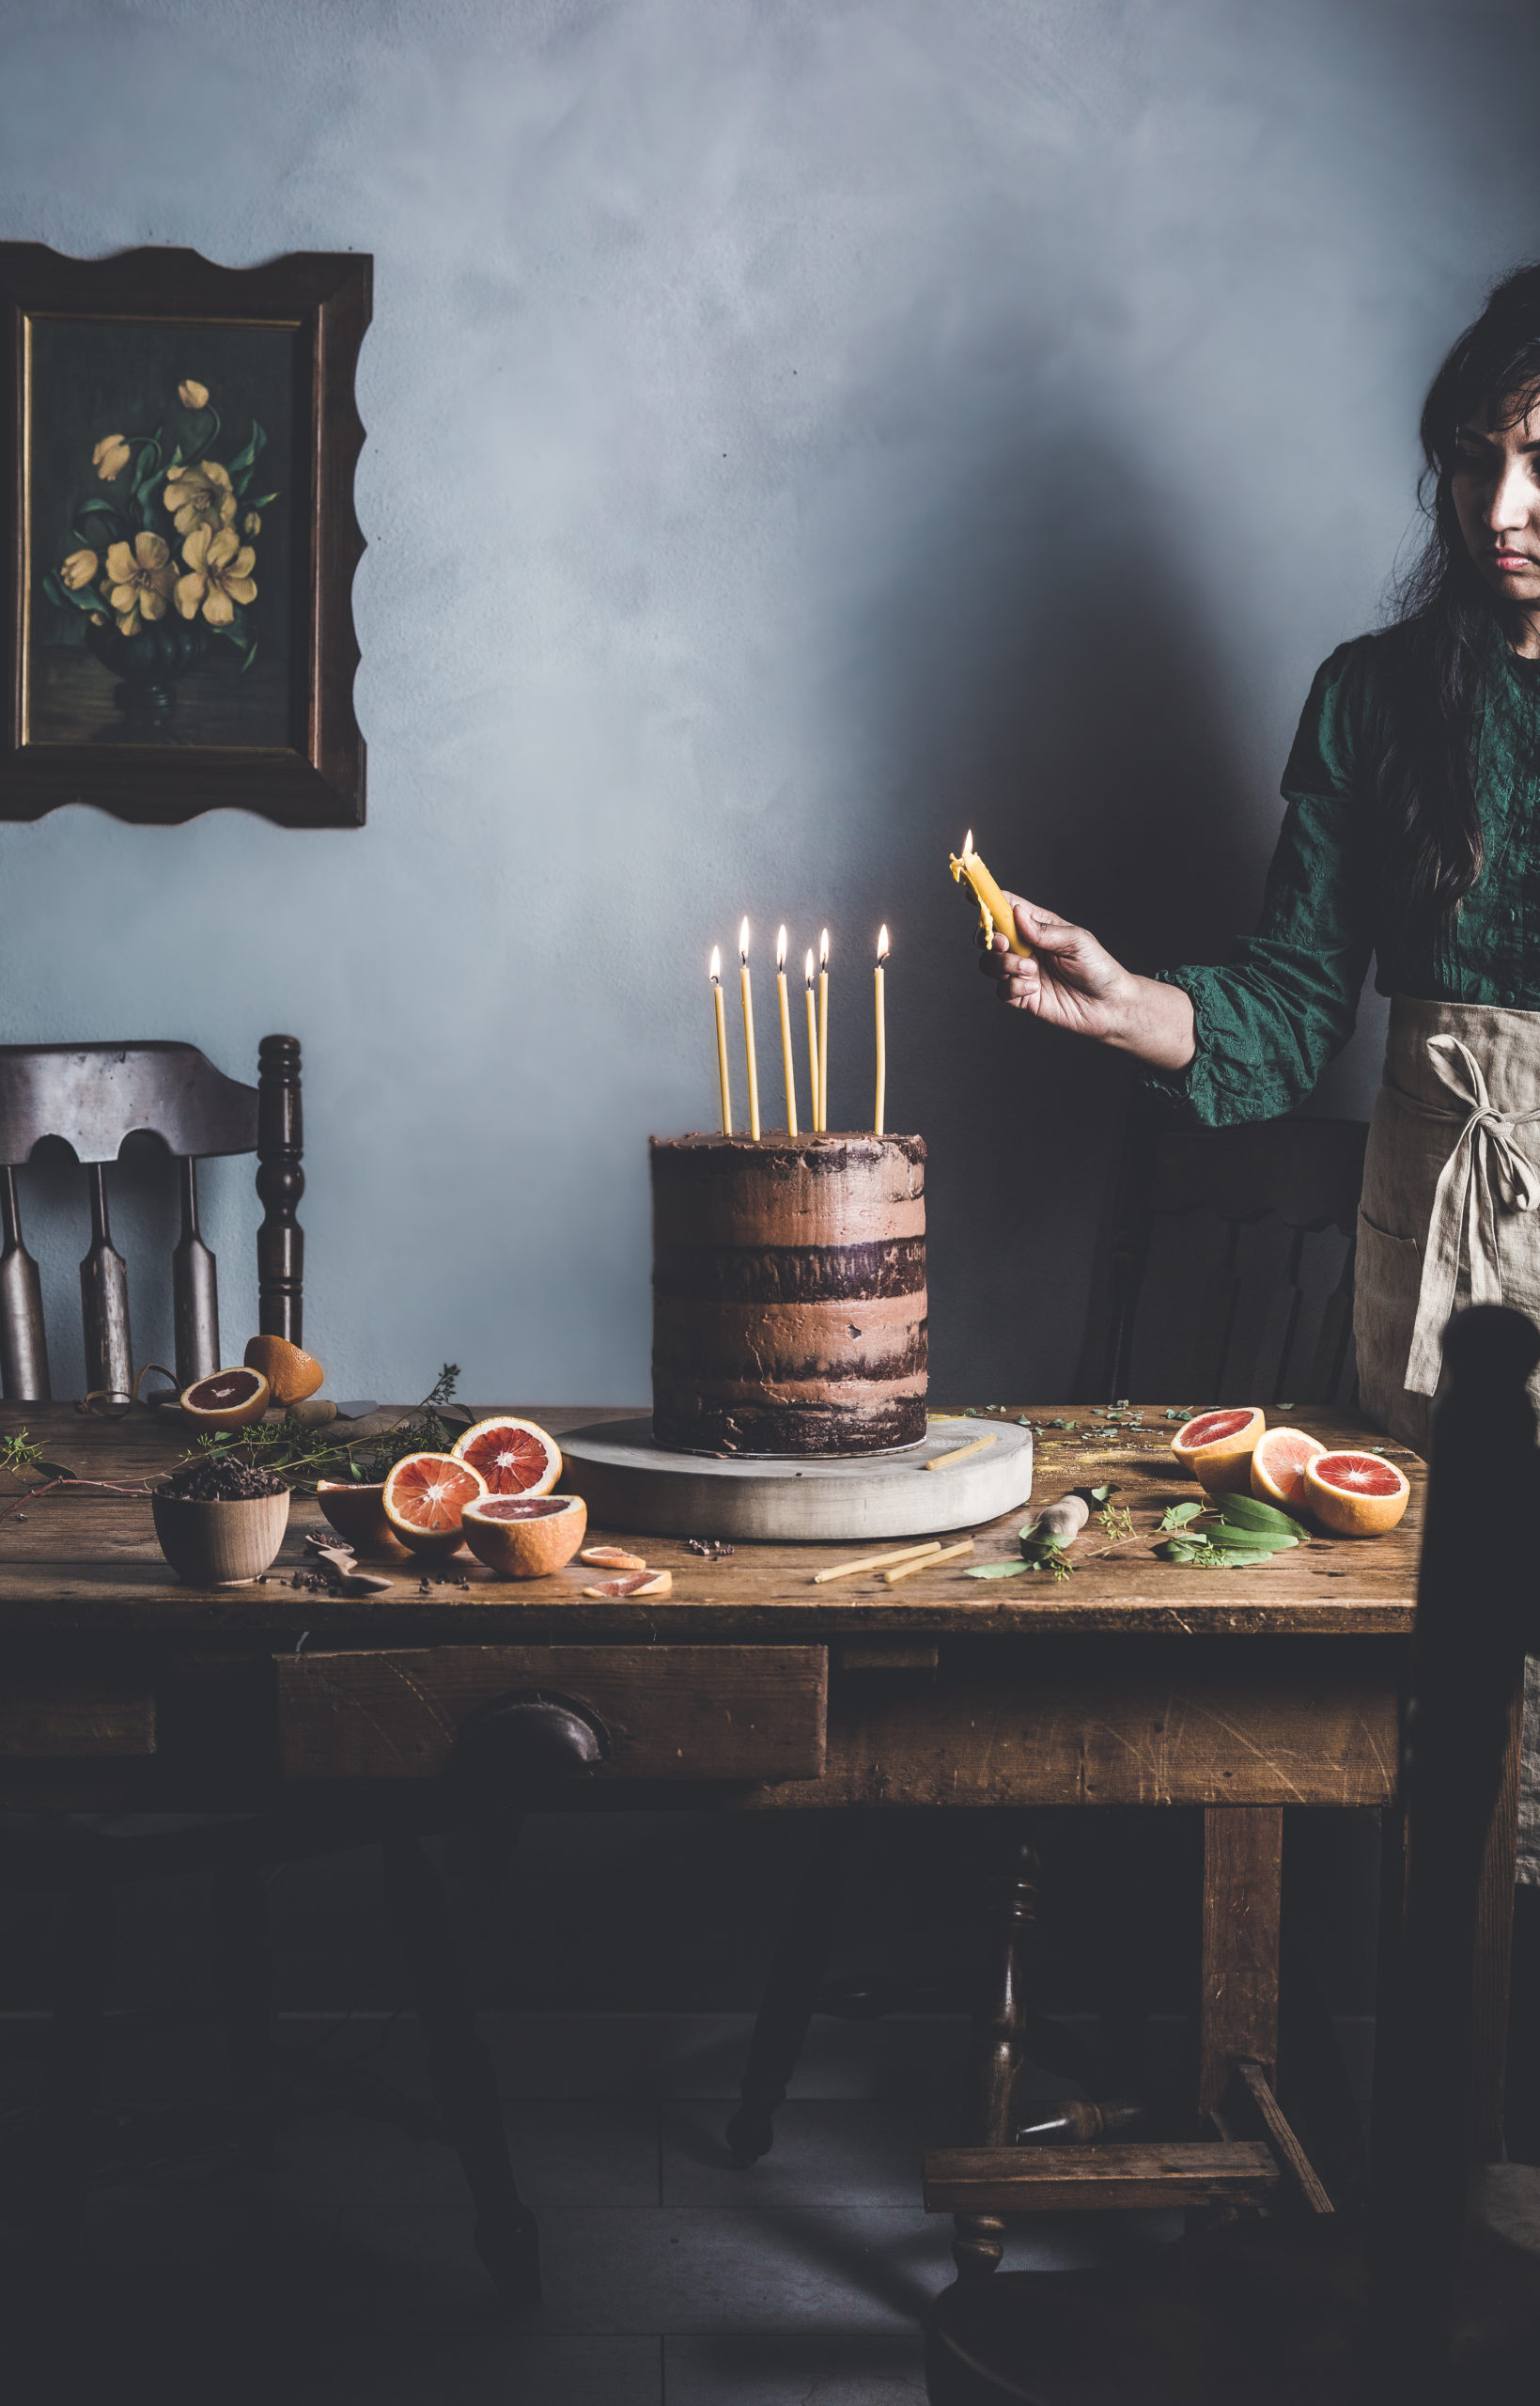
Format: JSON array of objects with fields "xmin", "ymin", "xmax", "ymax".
[
  {"xmin": 40, "ymin": 1871, "xmax": 117, "ymax": 2238},
  {"xmin": 953, "ymin": 1820, "xmax": 1040, "ymax": 2283},
  {"xmin": 210, "ymin": 1855, "xmax": 272, "ymax": 2164},
  {"xmin": 381, "ymin": 1834, "xmax": 539, "ymax": 2308},
  {"xmin": 726, "ymin": 1814, "xmax": 853, "ymax": 2163}
]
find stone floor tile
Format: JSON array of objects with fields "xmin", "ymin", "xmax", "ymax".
[
  {"xmin": 292, "ymin": 2333, "xmax": 662, "ymax": 2406},
  {"xmin": 332, "ymin": 2202, "xmax": 1136, "ymax": 2335},
  {"xmin": 666, "ymin": 2333, "xmax": 927, "ymax": 2403},
  {"xmin": 662, "ymin": 2099, "xmax": 958, "ymax": 2207},
  {"xmin": 263, "ymin": 2096, "xmax": 659, "ymax": 2208}
]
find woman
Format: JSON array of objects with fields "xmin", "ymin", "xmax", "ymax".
[{"xmin": 981, "ymin": 262, "xmax": 1540, "ymax": 2153}]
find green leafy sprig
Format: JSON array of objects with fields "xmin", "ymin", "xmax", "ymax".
[{"xmin": 1155, "ymin": 1492, "xmax": 1304, "ymax": 1569}]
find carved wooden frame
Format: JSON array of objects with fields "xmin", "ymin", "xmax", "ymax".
[{"xmin": 0, "ymin": 244, "xmax": 369, "ymax": 827}]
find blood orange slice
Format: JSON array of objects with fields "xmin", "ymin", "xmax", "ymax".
[
  {"xmin": 450, "ymin": 1415, "xmax": 561, "ymax": 1497},
  {"xmin": 1171, "ymin": 1406, "xmax": 1264, "ymax": 1495},
  {"xmin": 381, "ymin": 1451, "xmax": 489, "ymax": 1555},
  {"xmin": 180, "ymin": 1367, "xmax": 270, "ymax": 1430},
  {"xmin": 1251, "ymin": 1427, "xmax": 1326, "ymax": 1512},
  {"xmin": 581, "ymin": 1570, "xmax": 673, "ymax": 1598},
  {"xmin": 580, "ymin": 1546, "xmax": 648, "ymax": 1572},
  {"xmin": 1302, "ymin": 1450, "xmax": 1410, "ymax": 1538},
  {"xmin": 462, "ymin": 1492, "xmax": 587, "ymax": 1578}
]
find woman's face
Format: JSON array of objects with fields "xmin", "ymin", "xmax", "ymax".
[{"xmin": 1451, "ymin": 398, "xmax": 1540, "ymax": 615}]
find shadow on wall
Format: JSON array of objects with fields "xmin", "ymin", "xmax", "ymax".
[{"xmin": 848, "ymin": 427, "xmax": 1259, "ymax": 1400}]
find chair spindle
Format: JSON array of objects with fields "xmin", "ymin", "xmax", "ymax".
[
  {"xmin": 256, "ymin": 1035, "xmax": 303, "ymax": 1343},
  {"xmin": 0, "ymin": 1166, "xmax": 50, "ymax": 1402},
  {"xmin": 79, "ymin": 1164, "xmax": 131, "ymax": 1403},
  {"xmin": 172, "ymin": 1158, "xmax": 220, "ymax": 1390}
]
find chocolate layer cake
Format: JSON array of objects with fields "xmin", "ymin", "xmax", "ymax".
[{"xmin": 649, "ymin": 1133, "xmax": 927, "ymax": 1457}]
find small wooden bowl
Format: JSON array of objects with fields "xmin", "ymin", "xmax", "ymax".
[
  {"xmin": 462, "ymin": 1494, "xmax": 587, "ymax": 1579},
  {"xmin": 317, "ymin": 1479, "xmax": 406, "ymax": 1555},
  {"xmin": 151, "ymin": 1490, "xmax": 290, "ymax": 1586}
]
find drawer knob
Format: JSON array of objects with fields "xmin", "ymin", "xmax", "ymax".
[{"xmin": 455, "ymin": 1688, "xmax": 611, "ymax": 1807}]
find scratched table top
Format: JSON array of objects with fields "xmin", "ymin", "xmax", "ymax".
[{"xmin": 0, "ymin": 1403, "xmax": 1422, "ymax": 1644}]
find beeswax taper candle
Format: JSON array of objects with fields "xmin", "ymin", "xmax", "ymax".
[
  {"xmin": 775, "ymin": 925, "xmax": 798, "ymax": 1137},
  {"xmin": 804, "ymin": 950, "xmax": 820, "ymax": 1133},
  {"xmin": 949, "ymin": 830, "xmax": 1032, "ymax": 958},
  {"xmin": 739, "ymin": 918, "xmax": 761, "ymax": 1141},
  {"xmin": 817, "ymin": 929, "xmax": 830, "ymax": 1133},
  {"xmin": 874, "ymin": 925, "xmax": 888, "ymax": 1135},
  {"xmin": 709, "ymin": 946, "xmax": 732, "ymax": 1134}
]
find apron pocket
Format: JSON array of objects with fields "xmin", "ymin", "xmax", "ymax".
[{"xmin": 1353, "ymin": 1211, "xmax": 1424, "ymax": 1447}]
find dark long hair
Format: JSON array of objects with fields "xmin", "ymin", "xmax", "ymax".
[{"xmin": 1384, "ymin": 264, "xmax": 1540, "ymax": 940}]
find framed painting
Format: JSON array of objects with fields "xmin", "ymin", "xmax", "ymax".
[{"xmin": 0, "ymin": 245, "xmax": 369, "ymax": 827}]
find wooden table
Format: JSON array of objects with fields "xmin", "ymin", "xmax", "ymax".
[{"xmin": 0, "ymin": 1398, "xmax": 1514, "ymax": 2260}]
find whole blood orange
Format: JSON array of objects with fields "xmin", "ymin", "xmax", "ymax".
[
  {"xmin": 1302, "ymin": 1451, "xmax": 1410, "ymax": 1538},
  {"xmin": 462, "ymin": 1492, "xmax": 587, "ymax": 1579},
  {"xmin": 381, "ymin": 1452, "xmax": 489, "ymax": 1555},
  {"xmin": 244, "ymin": 1334, "xmax": 324, "ymax": 1407},
  {"xmin": 450, "ymin": 1415, "xmax": 562, "ymax": 1497},
  {"xmin": 180, "ymin": 1367, "xmax": 270, "ymax": 1430},
  {"xmin": 1171, "ymin": 1406, "xmax": 1264, "ymax": 1495},
  {"xmin": 1251, "ymin": 1427, "xmax": 1326, "ymax": 1513}
]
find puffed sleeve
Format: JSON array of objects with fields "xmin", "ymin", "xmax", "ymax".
[{"xmin": 1142, "ymin": 641, "xmax": 1377, "ymax": 1125}]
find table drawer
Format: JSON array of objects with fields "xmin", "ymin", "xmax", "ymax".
[
  {"xmin": 275, "ymin": 1645, "xmax": 828, "ymax": 1783},
  {"xmin": 0, "ymin": 1677, "xmax": 155, "ymax": 1758}
]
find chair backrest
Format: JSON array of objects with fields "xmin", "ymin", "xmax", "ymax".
[
  {"xmin": 0, "ymin": 1034, "xmax": 303, "ymax": 1404},
  {"xmin": 1368, "ymin": 1301, "xmax": 1540, "ymax": 2376},
  {"xmin": 1077, "ymin": 1100, "xmax": 1367, "ymax": 1407}
]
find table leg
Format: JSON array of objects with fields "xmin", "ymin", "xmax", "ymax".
[
  {"xmin": 727, "ymin": 1814, "xmax": 852, "ymax": 2163},
  {"xmin": 1199, "ymin": 1805, "xmax": 1283, "ymax": 2120},
  {"xmin": 381, "ymin": 1835, "xmax": 539, "ymax": 2307},
  {"xmin": 953, "ymin": 1821, "xmax": 1039, "ymax": 2282}
]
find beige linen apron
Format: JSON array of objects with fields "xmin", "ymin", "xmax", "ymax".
[{"xmin": 1354, "ymin": 994, "xmax": 1540, "ymax": 1883}]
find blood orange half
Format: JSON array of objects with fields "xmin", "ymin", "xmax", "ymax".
[
  {"xmin": 1171, "ymin": 1406, "xmax": 1264, "ymax": 1495},
  {"xmin": 450, "ymin": 1415, "xmax": 562, "ymax": 1497},
  {"xmin": 1251, "ymin": 1427, "xmax": 1326, "ymax": 1513},
  {"xmin": 1302, "ymin": 1450, "xmax": 1410, "ymax": 1538},
  {"xmin": 462, "ymin": 1492, "xmax": 587, "ymax": 1578},
  {"xmin": 381, "ymin": 1451, "xmax": 489, "ymax": 1555},
  {"xmin": 180, "ymin": 1367, "xmax": 270, "ymax": 1431}
]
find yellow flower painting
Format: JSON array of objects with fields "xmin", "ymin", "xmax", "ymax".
[
  {"xmin": 41, "ymin": 371, "xmax": 279, "ymax": 680},
  {"xmin": 176, "ymin": 524, "xmax": 257, "ymax": 626}
]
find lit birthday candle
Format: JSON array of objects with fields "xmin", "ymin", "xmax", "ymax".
[
  {"xmin": 804, "ymin": 949, "xmax": 820, "ymax": 1133},
  {"xmin": 739, "ymin": 917, "xmax": 761, "ymax": 1141},
  {"xmin": 776, "ymin": 925, "xmax": 798, "ymax": 1137},
  {"xmin": 817, "ymin": 928, "xmax": 830, "ymax": 1133},
  {"xmin": 709, "ymin": 946, "xmax": 732, "ymax": 1133},
  {"xmin": 874, "ymin": 925, "xmax": 888, "ymax": 1135}
]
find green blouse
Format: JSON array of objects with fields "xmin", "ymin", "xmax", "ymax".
[{"xmin": 1152, "ymin": 628, "xmax": 1540, "ymax": 1124}]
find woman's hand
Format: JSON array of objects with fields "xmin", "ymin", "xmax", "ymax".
[{"xmin": 977, "ymin": 895, "xmax": 1197, "ymax": 1072}]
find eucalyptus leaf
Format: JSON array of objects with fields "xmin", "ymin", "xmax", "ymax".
[
  {"xmin": 1213, "ymin": 1493, "xmax": 1300, "ymax": 1536},
  {"xmin": 1159, "ymin": 1502, "xmax": 1204, "ymax": 1529},
  {"xmin": 1158, "ymin": 1540, "xmax": 1199, "ymax": 1561},
  {"xmin": 964, "ymin": 1561, "xmax": 1029, "ymax": 1580},
  {"xmin": 1207, "ymin": 1527, "xmax": 1298, "ymax": 1552},
  {"xmin": 1089, "ymin": 1484, "xmax": 1112, "ymax": 1502}
]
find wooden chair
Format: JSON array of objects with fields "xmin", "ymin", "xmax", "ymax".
[
  {"xmin": 0, "ymin": 1034, "xmax": 540, "ymax": 2307},
  {"xmin": 921, "ymin": 1302, "xmax": 1540, "ymax": 2403},
  {"xmin": 725, "ymin": 1108, "xmax": 1372, "ymax": 2174},
  {"xmin": 0, "ymin": 1033, "xmax": 304, "ymax": 1401},
  {"xmin": 1076, "ymin": 1101, "xmax": 1367, "ymax": 1408}
]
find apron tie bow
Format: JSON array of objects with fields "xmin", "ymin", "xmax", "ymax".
[{"xmin": 1404, "ymin": 1034, "xmax": 1540, "ymax": 1394}]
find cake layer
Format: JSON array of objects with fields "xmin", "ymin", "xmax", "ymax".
[{"xmin": 649, "ymin": 1133, "xmax": 927, "ymax": 1458}]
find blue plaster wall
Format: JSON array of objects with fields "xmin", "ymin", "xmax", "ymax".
[{"xmin": 3, "ymin": 0, "xmax": 1539, "ymax": 1405}]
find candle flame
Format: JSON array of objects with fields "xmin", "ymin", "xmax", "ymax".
[
  {"xmin": 709, "ymin": 945, "xmax": 722, "ymax": 982},
  {"xmin": 964, "ymin": 830, "xmax": 973, "ymax": 857},
  {"xmin": 877, "ymin": 925, "xmax": 889, "ymax": 961},
  {"xmin": 819, "ymin": 928, "xmax": 830, "ymax": 967},
  {"xmin": 804, "ymin": 948, "xmax": 815, "ymax": 985},
  {"xmin": 739, "ymin": 915, "xmax": 751, "ymax": 962},
  {"xmin": 776, "ymin": 924, "xmax": 787, "ymax": 970}
]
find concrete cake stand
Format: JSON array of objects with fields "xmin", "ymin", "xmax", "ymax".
[{"xmin": 557, "ymin": 1415, "xmax": 1034, "ymax": 1543}]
